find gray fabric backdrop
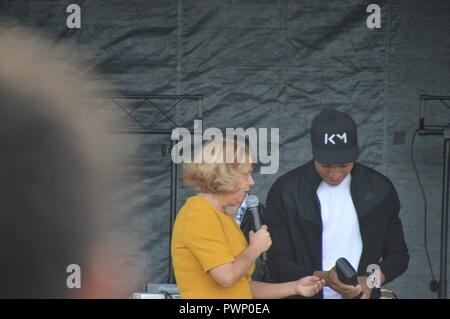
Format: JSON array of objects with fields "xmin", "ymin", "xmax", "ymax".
[{"xmin": 1, "ymin": 0, "xmax": 449, "ymax": 298}]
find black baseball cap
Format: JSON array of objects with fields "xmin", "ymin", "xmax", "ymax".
[{"xmin": 310, "ymin": 110, "xmax": 359, "ymax": 165}]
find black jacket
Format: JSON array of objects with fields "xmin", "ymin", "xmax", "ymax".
[{"xmin": 265, "ymin": 160, "xmax": 409, "ymax": 298}]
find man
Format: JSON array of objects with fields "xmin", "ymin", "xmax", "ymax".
[{"xmin": 265, "ymin": 110, "xmax": 409, "ymax": 299}]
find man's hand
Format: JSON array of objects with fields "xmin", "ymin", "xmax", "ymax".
[
  {"xmin": 357, "ymin": 277, "xmax": 372, "ymax": 299},
  {"xmin": 357, "ymin": 269, "xmax": 386, "ymax": 299},
  {"xmin": 314, "ymin": 267, "xmax": 362, "ymax": 298}
]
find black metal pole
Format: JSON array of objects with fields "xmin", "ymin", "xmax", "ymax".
[
  {"xmin": 420, "ymin": 95, "xmax": 450, "ymax": 100},
  {"xmin": 439, "ymin": 128, "xmax": 450, "ymax": 299},
  {"xmin": 419, "ymin": 95, "xmax": 450, "ymax": 298},
  {"xmin": 168, "ymin": 138, "xmax": 178, "ymax": 284},
  {"xmin": 104, "ymin": 129, "xmax": 197, "ymax": 135},
  {"xmin": 84, "ymin": 94, "xmax": 203, "ymax": 100}
]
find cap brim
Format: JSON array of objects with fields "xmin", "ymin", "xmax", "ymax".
[{"xmin": 312, "ymin": 146, "xmax": 360, "ymax": 165}]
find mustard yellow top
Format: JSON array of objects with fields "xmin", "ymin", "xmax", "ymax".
[{"xmin": 171, "ymin": 196, "xmax": 254, "ymax": 299}]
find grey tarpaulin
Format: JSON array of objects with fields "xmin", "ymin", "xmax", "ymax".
[{"xmin": 0, "ymin": 0, "xmax": 449, "ymax": 298}]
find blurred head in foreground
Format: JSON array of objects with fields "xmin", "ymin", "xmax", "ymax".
[{"xmin": 0, "ymin": 27, "xmax": 142, "ymax": 298}]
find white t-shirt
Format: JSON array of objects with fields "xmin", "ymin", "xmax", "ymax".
[{"xmin": 316, "ymin": 174, "xmax": 363, "ymax": 299}]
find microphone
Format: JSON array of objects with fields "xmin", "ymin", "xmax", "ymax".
[{"xmin": 245, "ymin": 195, "xmax": 268, "ymax": 261}]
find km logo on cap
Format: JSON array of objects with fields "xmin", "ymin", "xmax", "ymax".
[{"xmin": 324, "ymin": 132, "xmax": 347, "ymax": 145}]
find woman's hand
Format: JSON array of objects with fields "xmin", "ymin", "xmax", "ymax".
[
  {"xmin": 294, "ymin": 276, "xmax": 325, "ymax": 297},
  {"xmin": 248, "ymin": 225, "xmax": 272, "ymax": 256}
]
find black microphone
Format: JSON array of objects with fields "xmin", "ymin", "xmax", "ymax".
[{"xmin": 245, "ymin": 195, "xmax": 268, "ymax": 262}]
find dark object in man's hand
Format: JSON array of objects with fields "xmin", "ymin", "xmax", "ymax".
[{"xmin": 335, "ymin": 258, "xmax": 359, "ymax": 286}]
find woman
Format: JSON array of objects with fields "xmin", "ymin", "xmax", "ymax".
[{"xmin": 171, "ymin": 137, "xmax": 324, "ymax": 298}]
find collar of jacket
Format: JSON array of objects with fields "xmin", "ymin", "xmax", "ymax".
[{"xmin": 300, "ymin": 160, "xmax": 375, "ymax": 226}]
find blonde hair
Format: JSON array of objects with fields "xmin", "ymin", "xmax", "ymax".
[{"xmin": 183, "ymin": 137, "xmax": 255, "ymax": 193}]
